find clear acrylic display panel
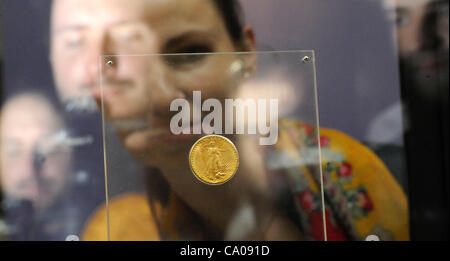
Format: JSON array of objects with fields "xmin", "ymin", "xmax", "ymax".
[{"xmin": 100, "ymin": 51, "xmax": 325, "ymax": 241}]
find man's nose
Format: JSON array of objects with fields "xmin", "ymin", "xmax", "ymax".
[
  {"xmin": 82, "ymin": 47, "xmax": 102, "ymax": 87},
  {"xmin": 82, "ymin": 35, "xmax": 115, "ymax": 87},
  {"xmin": 15, "ymin": 151, "xmax": 38, "ymax": 183}
]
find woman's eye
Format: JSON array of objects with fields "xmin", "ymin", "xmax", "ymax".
[
  {"xmin": 165, "ymin": 44, "xmax": 212, "ymax": 67},
  {"xmin": 176, "ymin": 44, "xmax": 212, "ymax": 54}
]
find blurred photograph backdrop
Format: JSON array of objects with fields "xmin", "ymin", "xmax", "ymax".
[{"xmin": 2, "ymin": 0, "xmax": 404, "ymax": 145}]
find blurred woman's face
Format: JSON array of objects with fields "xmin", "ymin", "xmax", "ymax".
[{"xmin": 51, "ymin": 0, "xmax": 253, "ymax": 166}]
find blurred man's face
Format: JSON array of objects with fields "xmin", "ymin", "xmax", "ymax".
[
  {"xmin": 50, "ymin": 0, "xmax": 237, "ymax": 115},
  {"xmin": 50, "ymin": 0, "xmax": 153, "ymax": 111},
  {"xmin": 393, "ymin": 0, "xmax": 432, "ymax": 56},
  {"xmin": 0, "ymin": 96, "xmax": 71, "ymax": 209}
]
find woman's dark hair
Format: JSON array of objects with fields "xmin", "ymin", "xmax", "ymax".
[{"xmin": 211, "ymin": 0, "xmax": 245, "ymax": 45}]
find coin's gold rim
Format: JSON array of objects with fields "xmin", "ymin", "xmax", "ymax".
[{"xmin": 189, "ymin": 134, "xmax": 239, "ymax": 186}]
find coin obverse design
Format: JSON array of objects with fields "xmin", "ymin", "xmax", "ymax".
[{"xmin": 189, "ymin": 135, "xmax": 239, "ymax": 185}]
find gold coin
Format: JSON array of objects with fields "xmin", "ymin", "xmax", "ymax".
[{"xmin": 189, "ymin": 135, "xmax": 239, "ymax": 185}]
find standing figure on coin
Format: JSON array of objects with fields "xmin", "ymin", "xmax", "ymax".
[{"xmin": 205, "ymin": 140, "xmax": 226, "ymax": 180}]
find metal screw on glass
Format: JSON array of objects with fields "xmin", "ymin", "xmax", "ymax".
[
  {"xmin": 365, "ymin": 235, "xmax": 380, "ymax": 241},
  {"xmin": 302, "ymin": 56, "xmax": 311, "ymax": 63},
  {"xmin": 106, "ymin": 60, "xmax": 114, "ymax": 66}
]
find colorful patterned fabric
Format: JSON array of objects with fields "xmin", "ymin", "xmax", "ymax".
[
  {"xmin": 82, "ymin": 119, "xmax": 409, "ymax": 241},
  {"xmin": 273, "ymin": 119, "xmax": 409, "ymax": 241}
]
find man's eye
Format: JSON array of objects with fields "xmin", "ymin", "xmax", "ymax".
[
  {"xmin": 165, "ymin": 44, "xmax": 212, "ymax": 67},
  {"xmin": 395, "ymin": 9, "xmax": 410, "ymax": 27},
  {"xmin": 396, "ymin": 15, "xmax": 410, "ymax": 26},
  {"xmin": 65, "ymin": 37, "xmax": 83, "ymax": 48}
]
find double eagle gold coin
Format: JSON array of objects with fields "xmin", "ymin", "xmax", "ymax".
[{"xmin": 189, "ymin": 135, "xmax": 239, "ymax": 185}]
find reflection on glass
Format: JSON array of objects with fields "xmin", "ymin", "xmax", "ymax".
[
  {"xmin": 81, "ymin": 51, "xmax": 410, "ymax": 241},
  {"xmin": 0, "ymin": 93, "xmax": 83, "ymax": 240}
]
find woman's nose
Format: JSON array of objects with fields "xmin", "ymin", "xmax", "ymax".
[{"xmin": 147, "ymin": 61, "xmax": 186, "ymax": 117}]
